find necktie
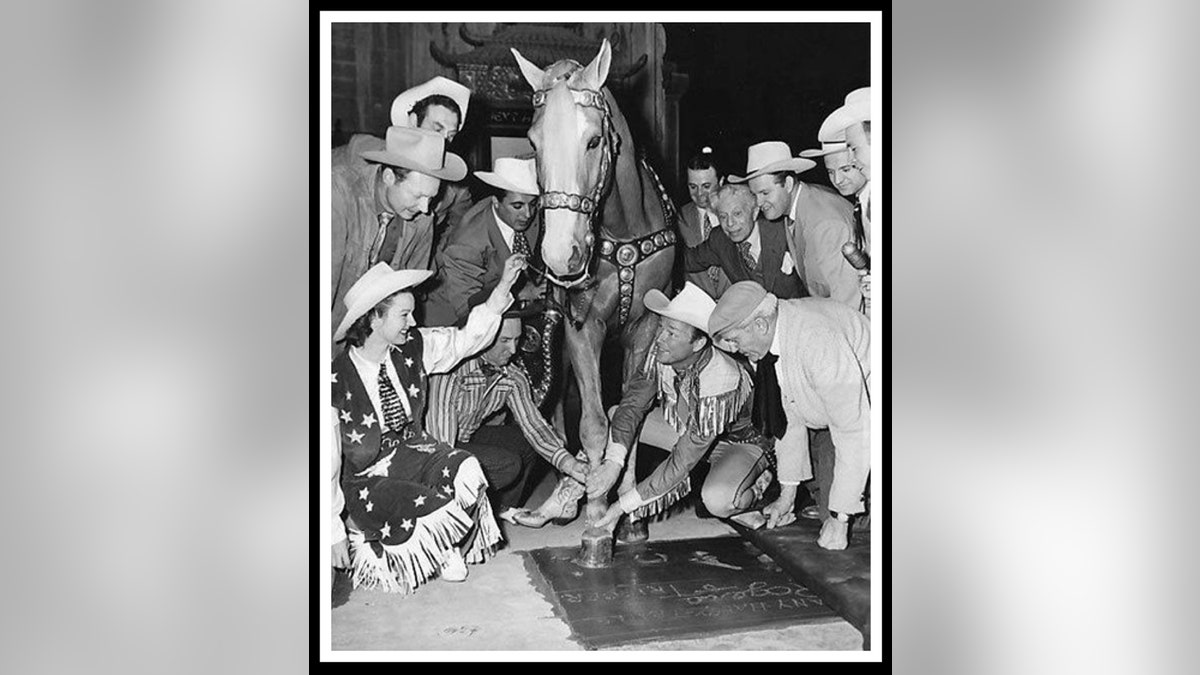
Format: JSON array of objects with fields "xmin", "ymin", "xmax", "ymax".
[
  {"xmin": 751, "ymin": 353, "xmax": 787, "ymax": 439},
  {"xmin": 738, "ymin": 240, "xmax": 764, "ymax": 285},
  {"xmin": 377, "ymin": 363, "xmax": 410, "ymax": 433},
  {"xmin": 512, "ymin": 230, "xmax": 531, "ymax": 258},
  {"xmin": 852, "ymin": 201, "xmax": 866, "ymax": 250},
  {"xmin": 370, "ymin": 213, "xmax": 392, "ymax": 265}
]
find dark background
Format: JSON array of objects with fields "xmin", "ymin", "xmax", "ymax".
[{"xmin": 664, "ymin": 23, "xmax": 869, "ymax": 191}]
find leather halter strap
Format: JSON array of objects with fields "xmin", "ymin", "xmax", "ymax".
[{"xmin": 530, "ymin": 86, "xmax": 617, "ymax": 221}]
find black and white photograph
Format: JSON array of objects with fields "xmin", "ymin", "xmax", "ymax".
[{"xmin": 319, "ymin": 12, "xmax": 883, "ymax": 659}]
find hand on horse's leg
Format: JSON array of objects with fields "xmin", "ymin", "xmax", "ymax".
[
  {"xmin": 586, "ymin": 459, "xmax": 622, "ymax": 499},
  {"xmin": 594, "ymin": 502, "xmax": 623, "ymax": 532}
]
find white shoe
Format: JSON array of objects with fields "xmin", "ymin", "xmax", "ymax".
[
  {"xmin": 440, "ymin": 547, "xmax": 468, "ymax": 582},
  {"xmin": 497, "ymin": 507, "xmax": 521, "ymax": 525}
]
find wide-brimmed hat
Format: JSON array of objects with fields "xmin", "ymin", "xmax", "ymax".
[
  {"xmin": 474, "ymin": 157, "xmax": 539, "ymax": 196},
  {"xmin": 727, "ymin": 142, "xmax": 816, "ymax": 183},
  {"xmin": 818, "ymin": 87, "xmax": 870, "ymax": 142},
  {"xmin": 360, "ymin": 126, "xmax": 467, "ymax": 181},
  {"xmin": 390, "ymin": 76, "xmax": 471, "ymax": 131},
  {"xmin": 644, "ymin": 282, "xmax": 717, "ymax": 333},
  {"xmin": 799, "ymin": 139, "xmax": 850, "ymax": 159},
  {"xmin": 334, "ymin": 263, "xmax": 434, "ymax": 341}
]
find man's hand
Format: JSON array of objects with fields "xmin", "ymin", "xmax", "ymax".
[
  {"xmin": 817, "ymin": 516, "xmax": 849, "ymax": 550},
  {"xmin": 763, "ymin": 493, "xmax": 797, "ymax": 529},
  {"xmin": 332, "ymin": 540, "xmax": 351, "ymax": 569},
  {"xmin": 586, "ymin": 459, "xmax": 622, "ymax": 499},
  {"xmin": 558, "ymin": 454, "xmax": 589, "ymax": 484},
  {"xmin": 593, "ymin": 502, "xmax": 623, "ymax": 531}
]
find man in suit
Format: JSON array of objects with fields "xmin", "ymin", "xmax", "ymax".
[
  {"xmin": 818, "ymin": 87, "xmax": 872, "ymax": 314},
  {"xmin": 422, "ymin": 157, "xmax": 541, "ymax": 327},
  {"xmin": 331, "ymin": 126, "xmax": 467, "ymax": 343},
  {"xmin": 682, "ymin": 183, "xmax": 807, "ymax": 300},
  {"xmin": 709, "ymin": 281, "xmax": 870, "ymax": 551},
  {"xmin": 332, "ymin": 77, "xmax": 475, "ymax": 270},
  {"xmin": 732, "ymin": 142, "xmax": 861, "ymax": 310},
  {"xmin": 677, "ymin": 147, "xmax": 731, "ymax": 299}
]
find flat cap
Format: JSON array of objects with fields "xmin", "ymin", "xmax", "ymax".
[{"xmin": 708, "ymin": 281, "xmax": 769, "ymax": 336}]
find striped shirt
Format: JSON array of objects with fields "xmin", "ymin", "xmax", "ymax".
[{"xmin": 425, "ymin": 358, "xmax": 570, "ymax": 470}]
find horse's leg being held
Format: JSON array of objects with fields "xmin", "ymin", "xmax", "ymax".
[
  {"xmin": 614, "ymin": 311, "xmax": 661, "ymax": 543},
  {"xmin": 564, "ymin": 316, "xmax": 609, "ymax": 524}
]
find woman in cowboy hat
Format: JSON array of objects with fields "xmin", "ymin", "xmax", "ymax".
[{"xmin": 331, "ymin": 253, "xmax": 527, "ymax": 592}]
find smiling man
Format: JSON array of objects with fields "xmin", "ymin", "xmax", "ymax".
[
  {"xmin": 731, "ymin": 142, "xmax": 860, "ymax": 310},
  {"xmin": 331, "ymin": 126, "xmax": 467, "ymax": 341},
  {"xmin": 682, "ymin": 183, "xmax": 806, "ymax": 299},
  {"xmin": 708, "ymin": 281, "xmax": 870, "ymax": 550},
  {"xmin": 581, "ymin": 282, "xmax": 775, "ymax": 533}
]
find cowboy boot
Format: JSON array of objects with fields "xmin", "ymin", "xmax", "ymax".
[{"xmin": 511, "ymin": 473, "xmax": 585, "ymax": 528}]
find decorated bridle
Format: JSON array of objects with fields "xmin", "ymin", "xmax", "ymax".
[{"xmin": 527, "ymin": 82, "xmax": 620, "ymax": 288}]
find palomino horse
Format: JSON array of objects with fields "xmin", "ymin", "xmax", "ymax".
[{"xmin": 512, "ymin": 39, "xmax": 678, "ymax": 533}]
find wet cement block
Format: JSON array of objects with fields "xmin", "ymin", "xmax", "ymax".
[
  {"xmin": 522, "ymin": 535, "xmax": 838, "ymax": 649},
  {"xmin": 730, "ymin": 518, "xmax": 871, "ymax": 647}
]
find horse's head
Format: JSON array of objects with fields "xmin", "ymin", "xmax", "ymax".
[{"xmin": 512, "ymin": 39, "xmax": 618, "ymax": 280}]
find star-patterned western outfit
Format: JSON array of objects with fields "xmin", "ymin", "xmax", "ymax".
[
  {"xmin": 605, "ymin": 346, "xmax": 773, "ymax": 521},
  {"xmin": 331, "ymin": 301, "xmax": 509, "ymax": 593}
]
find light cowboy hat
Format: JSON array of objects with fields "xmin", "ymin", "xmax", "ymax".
[
  {"xmin": 799, "ymin": 138, "xmax": 850, "ymax": 159},
  {"xmin": 334, "ymin": 263, "xmax": 434, "ymax": 342},
  {"xmin": 818, "ymin": 86, "xmax": 870, "ymax": 142},
  {"xmin": 727, "ymin": 142, "xmax": 816, "ymax": 183},
  {"xmin": 643, "ymin": 282, "xmax": 717, "ymax": 333},
  {"xmin": 390, "ymin": 76, "xmax": 472, "ymax": 131},
  {"xmin": 360, "ymin": 126, "xmax": 467, "ymax": 182},
  {"xmin": 474, "ymin": 156, "xmax": 540, "ymax": 196}
]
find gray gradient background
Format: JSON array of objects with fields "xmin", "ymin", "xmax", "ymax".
[{"xmin": 0, "ymin": 4, "xmax": 1186, "ymax": 671}]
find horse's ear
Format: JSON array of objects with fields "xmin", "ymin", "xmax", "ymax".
[
  {"xmin": 581, "ymin": 39, "xmax": 613, "ymax": 89},
  {"xmin": 511, "ymin": 48, "xmax": 545, "ymax": 90}
]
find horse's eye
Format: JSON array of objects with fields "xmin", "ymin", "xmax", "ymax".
[{"xmin": 587, "ymin": 136, "xmax": 601, "ymax": 150}]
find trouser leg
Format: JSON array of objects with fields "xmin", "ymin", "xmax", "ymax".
[
  {"xmin": 805, "ymin": 428, "xmax": 836, "ymax": 520},
  {"xmin": 701, "ymin": 441, "xmax": 770, "ymax": 518},
  {"xmin": 463, "ymin": 424, "xmax": 538, "ymax": 510}
]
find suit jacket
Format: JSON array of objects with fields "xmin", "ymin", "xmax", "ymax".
[
  {"xmin": 783, "ymin": 182, "xmax": 861, "ymax": 309},
  {"xmin": 422, "ymin": 199, "xmax": 542, "ymax": 327},
  {"xmin": 770, "ymin": 298, "xmax": 870, "ymax": 514},
  {"xmin": 332, "ymin": 133, "xmax": 472, "ymax": 265},
  {"xmin": 678, "ymin": 202, "xmax": 731, "ymax": 300},
  {"xmin": 332, "ymin": 161, "xmax": 438, "ymax": 339},
  {"xmin": 683, "ymin": 218, "xmax": 807, "ymax": 300}
]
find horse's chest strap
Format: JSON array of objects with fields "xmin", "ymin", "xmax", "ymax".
[{"xmin": 598, "ymin": 229, "xmax": 678, "ymax": 326}]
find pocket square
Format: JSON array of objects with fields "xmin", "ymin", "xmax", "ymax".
[{"xmin": 781, "ymin": 252, "xmax": 795, "ymax": 274}]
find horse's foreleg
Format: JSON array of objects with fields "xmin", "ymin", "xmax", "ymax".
[
  {"xmin": 614, "ymin": 311, "xmax": 661, "ymax": 543},
  {"xmin": 564, "ymin": 317, "xmax": 609, "ymax": 524}
]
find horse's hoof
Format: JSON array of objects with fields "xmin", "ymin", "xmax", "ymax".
[
  {"xmin": 615, "ymin": 517, "xmax": 649, "ymax": 544},
  {"xmin": 575, "ymin": 526, "xmax": 614, "ymax": 568}
]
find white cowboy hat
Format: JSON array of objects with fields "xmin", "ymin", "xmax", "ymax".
[
  {"xmin": 644, "ymin": 282, "xmax": 717, "ymax": 334},
  {"xmin": 818, "ymin": 87, "xmax": 870, "ymax": 142},
  {"xmin": 474, "ymin": 156, "xmax": 539, "ymax": 196},
  {"xmin": 360, "ymin": 126, "xmax": 467, "ymax": 182},
  {"xmin": 390, "ymin": 76, "xmax": 472, "ymax": 131},
  {"xmin": 334, "ymin": 263, "xmax": 434, "ymax": 341},
  {"xmin": 799, "ymin": 138, "xmax": 850, "ymax": 159},
  {"xmin": 727, "ymin": 142, "xmax": 817, "ymax": 183}
]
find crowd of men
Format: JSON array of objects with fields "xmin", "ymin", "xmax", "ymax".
[{"xmin": 330, "ymin": 73, "xmax": 873, "ymax": 592}]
